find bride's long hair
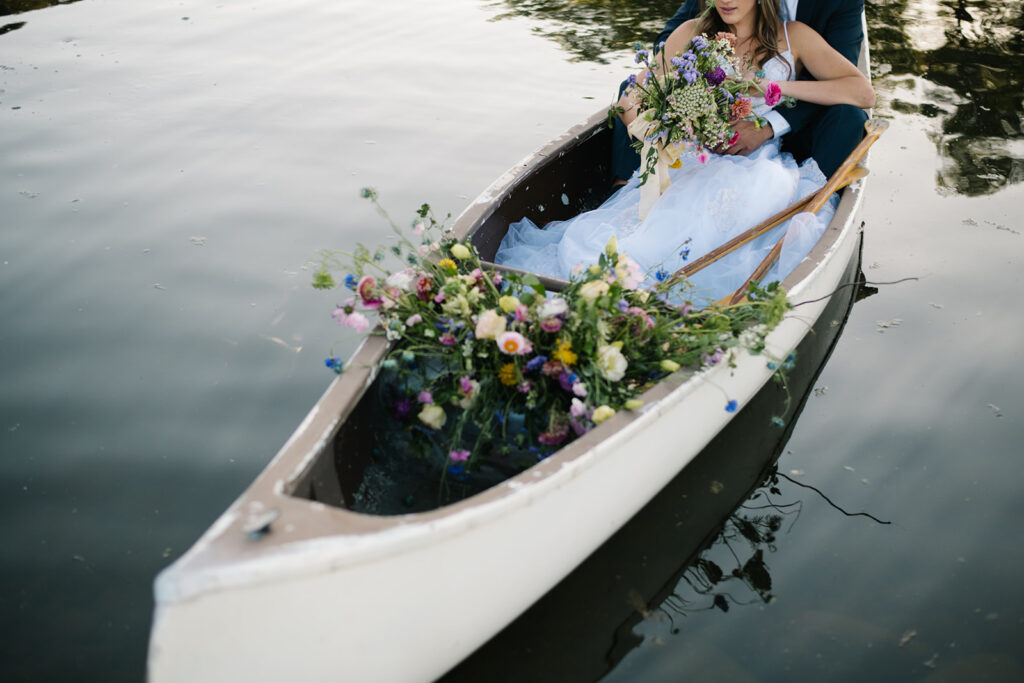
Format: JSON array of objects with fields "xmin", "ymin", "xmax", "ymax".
[{"xmin": 696, "ymin": 0, "xmax": 784, "ymax": 72}]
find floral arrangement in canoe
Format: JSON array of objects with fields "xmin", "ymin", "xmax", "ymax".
[
  {"xmin": 312, "ymin": 191, "xmax": 790, "ymax": 483},
  {"xmin": 613, "ymin": 32, "xmax": 785, "ymax": 190}
]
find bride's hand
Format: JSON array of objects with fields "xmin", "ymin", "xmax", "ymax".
[{"xmin": 723, "ymin": 119, "xmax": 773, "ymax": 156}]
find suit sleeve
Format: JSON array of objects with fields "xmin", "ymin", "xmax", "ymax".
[
  {"xmin": 655, "ymin": 0, "xmax": 701, "ymax": 48},
  {"xmin": 776, "ymin": 0, "xmax": 865, "ymax": 137}
]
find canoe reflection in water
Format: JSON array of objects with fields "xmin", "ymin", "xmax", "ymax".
[{"xmin": 441, "ymin": 249, "xmax": 874, "ymax": 682}]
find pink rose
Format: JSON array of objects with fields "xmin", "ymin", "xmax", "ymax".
[{"xmin": 764, "ymin": 81, "xmax": 782, "ymax": 107}]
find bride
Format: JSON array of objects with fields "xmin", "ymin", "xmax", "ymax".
[{"xmin": 495, "ymin": 0, "xmax": 874, "ymax": 303}]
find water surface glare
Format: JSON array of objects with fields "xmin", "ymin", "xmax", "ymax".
[{"xmin": 1, "ymin": 0, "xmax": 1022, "ymax": 681}]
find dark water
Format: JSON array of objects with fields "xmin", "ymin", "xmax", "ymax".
[{"xmin": 1, "ymin": 0, "xmax": 1022, "ymax": 681}]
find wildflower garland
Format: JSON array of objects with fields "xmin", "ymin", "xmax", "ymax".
[{"xmin": 313, "ymin": 191, "xmax": 791, "ymax": 490}]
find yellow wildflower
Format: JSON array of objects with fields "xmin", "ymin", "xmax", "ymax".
[
  {"xmin": 438, "ymin": 258, "xmax": 457, "ymax": 274},
  {"xmin": 498, "ymin": 363, "xmax": 518, "ymax": 386},
  {"xmin": 498, "ymin": 295, "xmax": 520, "ymax": 313},
  {"xmin": 592, "ymin": 405, "xmax": 616, "ymax": 424},
  {"xmin": 551, "ymin": 339, "xmax": 578, "ymax": 366}
]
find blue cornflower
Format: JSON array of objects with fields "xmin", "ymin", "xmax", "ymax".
[
  {"xmin": 494, "ymin": 409, "xmax": 505, "ymax": 425},
  {"xmin": 344, "ymin": 274, "xmax": 358, "ymax": 290},
  {"xmin": 525, "ymin": 355, "xmax": 548, "ymax": 372},
  {"xmin": 655, "ymin": 268, "xmax": 669, "ymax": 282},
  {"xmin": 448, "ymin": 464, "xmax": 464, "ymax": 476},
  {"xmin": 680, "ymin": 247, "xmax": 691, "ymax": 261},
  {"xmin": 771, "ymin": 416, "xmax": 786, "ymax": 427},
  {"xmin": 767, "ymin": 361, "xmax": 778, "ymax": 370},
  {"xmin": 324, "ymin": 357, "xmax": 344, "ymax": 373},
  {"xmin": 725, "ymin": 399, "xmax": 738, "ymax": 413}
]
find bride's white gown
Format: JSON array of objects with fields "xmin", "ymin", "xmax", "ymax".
[{"xmin": 495, "ymin": 38, "xmax": 837, "ymax": 304}]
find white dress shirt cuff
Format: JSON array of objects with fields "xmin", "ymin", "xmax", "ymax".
[{"xmin": 764, "ymin": 110, "xmax": 790, "ymax": 138}]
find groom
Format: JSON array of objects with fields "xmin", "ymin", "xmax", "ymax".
[{"xmin": 611, "ymin": 0, "xmax": 868, "ymax": 182}]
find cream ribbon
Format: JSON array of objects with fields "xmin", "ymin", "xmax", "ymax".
[{"xmin": 627, "ymin": 113, "xmax": 684, "ymax": 220}]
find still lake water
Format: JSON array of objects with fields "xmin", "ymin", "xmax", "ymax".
[{"xmin": 1, "ymin": 0, "xmax": 1022, "ymax": 680}]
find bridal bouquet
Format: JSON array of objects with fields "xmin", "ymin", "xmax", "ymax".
[
  {"xmin": 614, "ymin": 33, "xmax": 782, "ymax": 216},
  {"xmin": 312, "ymin": 191, "xmax": 790, "ymax": 496}
]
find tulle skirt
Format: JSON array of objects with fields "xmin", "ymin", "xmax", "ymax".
[{"xmin": 495, "ymin": 141, "xmax": 836, "ymax": 305}]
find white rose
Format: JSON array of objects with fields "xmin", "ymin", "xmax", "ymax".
[
  {"xmin": 385, "ymin": 269, "xmax": 415, "ymax": 291},
  {"xmin": 538, "ymin": 296, "xmax": 569, "ymax": 319},
  {"xmin": 596, "ymin": 344, "xmax": 628, "ymax": 382},
  {"xmin": 475, "ymin": 309, "xmax": 507, "ymax": 339}
]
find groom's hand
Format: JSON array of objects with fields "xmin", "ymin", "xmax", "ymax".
[{"xmin": 725, "ymin": 120, "xmax": 774, "ymax": 156}]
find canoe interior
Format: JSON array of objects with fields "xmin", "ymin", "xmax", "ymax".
[
  {"xmin": 288, "ymin": 25, "xmax": 871, "ymax": 515},
  {"xmin": 288, "ymin": 115, "xmax": 865, "ymax": 516},
  {"xmin": 467, "ymin": 121, "xmax": 615, "ymax": 263}
]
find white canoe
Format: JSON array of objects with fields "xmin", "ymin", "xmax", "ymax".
[{"xmin": 148, "ymin": 34, "xmax": 872, "ymax": 683}]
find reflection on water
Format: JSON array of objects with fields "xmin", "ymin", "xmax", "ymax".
[
  {"xmin": 0, "ymin": 0, "xmax": 83, "ymax": 18},
  {"xmin": 492, "ymin": 0, "xmax": 1024, "ymax": 196},
  {"xmin": 487, "ymin": 0, "xmax": 682, "ymax": 62},
  {"xmin": 869, "ymin": 0, "xmax": 1024, "ymax": 196}
]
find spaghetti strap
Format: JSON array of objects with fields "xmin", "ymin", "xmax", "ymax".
[{"xmin": 781, "ymin": 21, "xmax": 791, "ymax": 53}]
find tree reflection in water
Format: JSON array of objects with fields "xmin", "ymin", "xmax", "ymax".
[
  {"xmin": 489, "ymin": 0, "xmax": 1023, "ymax": 195},
  {"xmin": 869, "ymin": 0, "xmax": 1024, "ymax": 196},
  {"xmin": 657, "ymin": 467, "xmax": 795, "ymax": 623}
]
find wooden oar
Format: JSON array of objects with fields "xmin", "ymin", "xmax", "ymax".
[
  {"xmin": 665, "ymin": 165, "xmax": 868, "ymax": 287},
  {"xmin": 720, "ymin": 117, "xmax": 889, "ymax": 306}
]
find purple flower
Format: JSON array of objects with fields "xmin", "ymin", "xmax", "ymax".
[
  {"xmin": 540, "ymin": 317, "xmax": 562, "ymax": 333},
  {"xmin": 417, "ymin": 390, "xmax": 433, "ymax": 404},
  {"xmin": 558, "ymin": 372, "xmax": 579, "ymax": 393},
  {"xmin": 691, "ymin": 35, "xmax": 707, "ymax": 50},
  {"xmin": 683, "ymin": 68, "xmax": 698, "ymax": 84},
  {"xmin": 449, "ymin": 449, "xmax": 470, "ymax": 462},
  {"xmin": 392, "ymin": 398, "xmax": 413, "ymax": 420},
  {"xmin": 705, "ymin": 66, "xmax": 726, "ymax": 86}
]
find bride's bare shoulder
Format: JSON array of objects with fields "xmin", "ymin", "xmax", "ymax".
[{"xmin": 662, "ymin": 19, "xmax": 699, "ymax": 54}]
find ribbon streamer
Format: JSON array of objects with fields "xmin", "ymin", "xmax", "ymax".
[{"xmin": 627, "ymin": 114, "xmax": 683, "ymax": 220}]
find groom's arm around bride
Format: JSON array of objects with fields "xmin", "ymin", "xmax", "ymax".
[{"xmin": 610, "ymin": 0, "xmax": 869, "ymax": 182}]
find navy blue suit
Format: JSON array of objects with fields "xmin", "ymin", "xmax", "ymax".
[{"xmin": 611, "ymin": 0, "xmax": 868, "ymax": 181}]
